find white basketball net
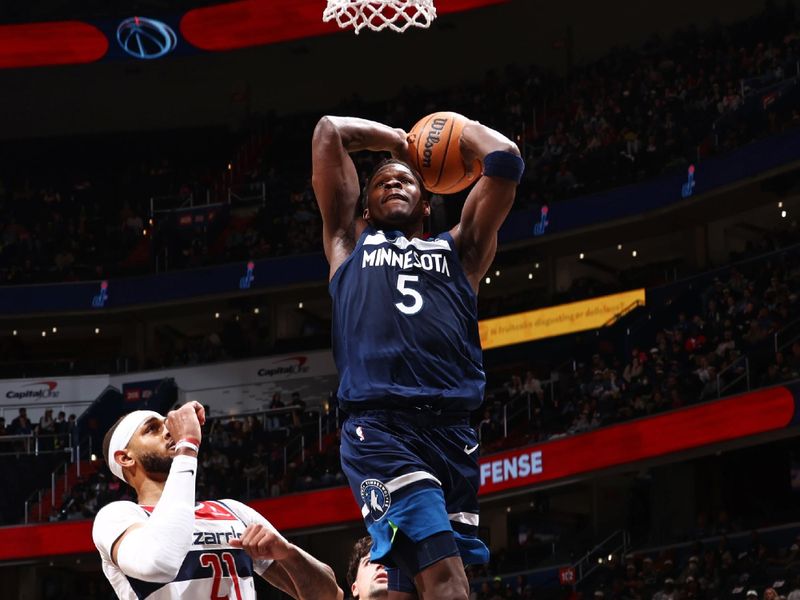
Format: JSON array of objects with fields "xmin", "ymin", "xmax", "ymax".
[{"xmin": 323, "ymin": 0, "xmax": 437, "ymax": 34}]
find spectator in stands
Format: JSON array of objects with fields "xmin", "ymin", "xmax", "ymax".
[
  {"xmin": 67, "ymin": 413, "xmax": 79, "ymax": 457},
  {"xmin": 38, "ymin": 408, "xmax": 55, "ymax": 450},
  {"xmin": 9, "ymin": 407, "xmax": 32, "ymax": 435},
  {"xmin": 267, "ymin": 392, "xmax": 286, "ymax": 431},
  {"xmin": 787, "ymin": 574, "xmax": 800, "ymax": 600},
  {"xmin": 291, "ymin": 391, "xmax": 306, "ymax": 429},
  {"xmin": 0, "ymin": 416, "xmax": 6, "ymax": 435},
  {"xmin": 346, "ymin": 535, "xmax": 388, "ymax": 600},
  {"xmin": 54, "ymin": 411, "xmax": 67, "ymax": 448},
  {"xmin": 653, "ymin": 577, "xmax": 677, "ymax": 600}
]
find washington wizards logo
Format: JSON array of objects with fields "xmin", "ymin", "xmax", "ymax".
[{"xmin": 360, "ymin": 479, "xmax": 391, "ymax": 521}]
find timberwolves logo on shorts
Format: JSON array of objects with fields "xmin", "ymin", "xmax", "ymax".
[{"xmin": 360, "ymin": 479, "xmax": 391, "ymax": 521}]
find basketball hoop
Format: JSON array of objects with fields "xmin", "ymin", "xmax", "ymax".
[{"xmin": 323, "ymin": 0, "xmax": 437, "ymax": 34}]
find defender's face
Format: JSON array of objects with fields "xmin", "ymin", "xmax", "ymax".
[
  {"xmin": 124, "ymin": 416, "xmax": 177, "ymax": 478},
  {"xmin": 352, "ymin": 553, "xmax": 388, "ymax": 599},
  {"xmin": 364, "ymin": 163, "xmax": 429, "ymax": 228}
]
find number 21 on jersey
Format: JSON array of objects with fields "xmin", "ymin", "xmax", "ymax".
[{"xmin": 200, "ymin": 552, "xmax": 243, "ymax": 600}]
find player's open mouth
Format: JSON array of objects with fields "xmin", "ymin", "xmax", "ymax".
[{"xmin": 382, "ymin": 193, "xmax": 407, "ymax": 203}]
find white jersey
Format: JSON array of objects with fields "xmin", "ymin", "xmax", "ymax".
[{"xmin": 93, "ymin": 499, "xmax": 273, "ymax": 600}]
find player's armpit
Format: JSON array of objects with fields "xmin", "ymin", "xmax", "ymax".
[
  {"xmin": 110, "ymin": 522, "xmax": 144, "ymax": 566},
  {"xmin": 451, "ymin": 176, "xmax": 516, "ymax": 291}
]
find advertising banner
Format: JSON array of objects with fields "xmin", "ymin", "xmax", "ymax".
[
  {"xmin": 0, "ymin": 375, "xmax": 109, "ymax": 421},
  {"xmin": 110, "ymin": 350, "xmax": 338, "ymax": 415},
  {"xmin": 478, "ymin": 289, "xmax": 646, "ymax": 350},
  {"xmin": 477, "ymin": 386, "xmax": 794, "ymax": 495}
]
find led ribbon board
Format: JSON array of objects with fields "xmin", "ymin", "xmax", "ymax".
[{"xmin": 478, "ymin": 288, "xmax": 646, "ymax": 350}]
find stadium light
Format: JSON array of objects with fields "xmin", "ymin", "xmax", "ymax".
[
  {"xmin": 617, "ymin": 244, "xmax": 623, "ymax": 250},
  {"xmin": 781, "ymin": 210, "xmax": 787, "ymax": 218},
  {"xmin": 94, "ymin": 327, "xmax": 100, "ymax": 334},
  {"xmin": 214, "ymin": 312, "xmax": 220, "ymax": 319},
  {"xmin": 579, "ymin": 253, "xmax": 585, "ymax": 260},
  {"xmin": 494, "ymin": 270, "xmax": 500, "ymax": 277},
  {"xmin": 632, "ymin": 250, "xmax": 638, "ymax": 257},
  {"xmin": 41, "ymin": 331, "xmax": 46, "ymax": 337},
  {"xmin": 12, "ymin": 330, "xmax": 17, "ymax": 336},
  {"xmin": 253, "ymin": 307, "xmax": 260, "ymax": 314},
  {"xmin": 528, "ymin": 273, "xmax": 533, "ymax": 280},
  {"xmin": 485, "ymin": 277, "xmax": 491, "ymax": 285},
  {"xmin": 52, "ymin": 327, "xmax": 57, "ymax": 333},
  {"xmin": 779, "ymin": 201, "xmax": 783, "ymax": 208},
  {"xmin": 298, "ymin": 301, "xmax": 304, "ymax": 309},
  {"xmin": 535, "ymin": 263, "xmax": 540, "ymax": 269}
]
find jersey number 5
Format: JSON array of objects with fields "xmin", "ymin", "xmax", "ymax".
[
  {"xmin": 395, "ymin": 274, "xmax": 423, "ymax": 315},
  {"xmin": 200, "ymin": 552, "xmax": 243, "ymax": 600}
]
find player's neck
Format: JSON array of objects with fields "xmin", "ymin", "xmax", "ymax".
[
  {"xmin": 136, "ymin": 476, "xmax": 167, "ymax": 506},
  {"xmin": 375, "ymin": 222, "xmax": 425, "ymax": 240}
]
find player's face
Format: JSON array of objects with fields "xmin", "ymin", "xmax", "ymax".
[
  {"xmin": 364, "ymin": 163, "xmax": 429, "ymax": 229},
  {"xmin": 352, "ymin": 554, "xmax": 388, "ymax": 599},
  {"xmin": 128, "ymin": 416, "xmax": 176, "ymax": 478}
]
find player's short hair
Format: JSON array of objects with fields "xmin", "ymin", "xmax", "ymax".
[
  {"xmin": 102, "ymin": 414, "xmax": 131, "ymax": 477},
  {"xmin": 361, "ymin": 158, "xmax": 429, "ymax": 210},
  {"xmin": 347, "ymin": 535, "xmax": 373, "ymax": 589}
]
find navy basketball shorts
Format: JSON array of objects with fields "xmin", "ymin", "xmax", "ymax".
[{"xmin": 340, "ymin": 409, "xmax": 489, "ymax": 578}]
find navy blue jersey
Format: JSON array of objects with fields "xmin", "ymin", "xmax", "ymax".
[{"xmin": 330, "ymin": 225, "xmax": 485, "ymax": 412}]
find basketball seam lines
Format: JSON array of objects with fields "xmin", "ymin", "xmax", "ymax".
[
  {"xmin": 418, "ymin": 113, "xmax": 436, "ymax": 187},
  {"xmin": 436, "ymin": 115, "xmax": 455, "ymax": 189}
]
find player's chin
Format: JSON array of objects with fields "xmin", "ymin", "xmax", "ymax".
[{"xmin": 379, "ymin": 207, "xmax": 414, "ymax": 225}]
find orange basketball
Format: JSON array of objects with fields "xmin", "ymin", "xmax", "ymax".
[{"xmin": 407, "ymin": 111, "xmax": 481, "ymax": 194}]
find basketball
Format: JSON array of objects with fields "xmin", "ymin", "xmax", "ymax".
[{"xmin": 407, "ymin": 111, "xmax": 482, "ymax": 194}]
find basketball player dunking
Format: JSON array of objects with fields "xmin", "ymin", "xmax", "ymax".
[
  {"xmin": 312, "ymin": 115, "xmax": 524, "ymax": 600},
  {"xmin": 92, "ymin": 402, "xmax": 342, "ymax": 600}
]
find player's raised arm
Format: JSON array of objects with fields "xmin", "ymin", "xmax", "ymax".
[
  {"xmin": 449, "ymin": 121, "xmax": 524, "ymax": 292},
  {"xmin": 311, "ymin": 116, "xmax": 408, "ymax": 278}
]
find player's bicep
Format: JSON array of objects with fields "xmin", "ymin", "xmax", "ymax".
[
  {"xmin": 311, "ymin": 117, "xmax": 361, "ymax": 240},
  {"xmin": 110, "ymin": 522, "xmax": 144, "ymax": 566},
  {"xmin": 262, "ymin": 561, "xmax": 300, "ymax": 599}
]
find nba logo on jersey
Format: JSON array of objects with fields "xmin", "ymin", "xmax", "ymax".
[{"xmin": 360, "ymin": 479, "xmax": 391, "ymax": 521}]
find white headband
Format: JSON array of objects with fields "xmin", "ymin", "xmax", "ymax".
[{"xmin": 108, "ymin": 410, "xmax": 163, "ymax": 482}]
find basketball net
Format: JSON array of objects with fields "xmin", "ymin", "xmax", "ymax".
[{"xmin": 323, "ymin": 0, "xmax": 437, "ymax": 34}]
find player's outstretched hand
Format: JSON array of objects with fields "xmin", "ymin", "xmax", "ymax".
[{"xmin": 230, "ymin": 523, "xmax": 292, "ymax": 561}]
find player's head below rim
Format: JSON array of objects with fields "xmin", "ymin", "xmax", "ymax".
[
  {"xmin": 361, "ymin": 158, "xmax": 431, "ymax": 235},
  {"xmin": 347, "ymin": 535, "xmax": 388, "ymax": 600},
  {"xmin": 102, "ymin": 410, "xmax": 178, "ymax": 490}
]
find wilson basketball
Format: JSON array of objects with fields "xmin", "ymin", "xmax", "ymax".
[{"xmin": 407, "ymin": 111, "xmax": 481, "ymax": 194}]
